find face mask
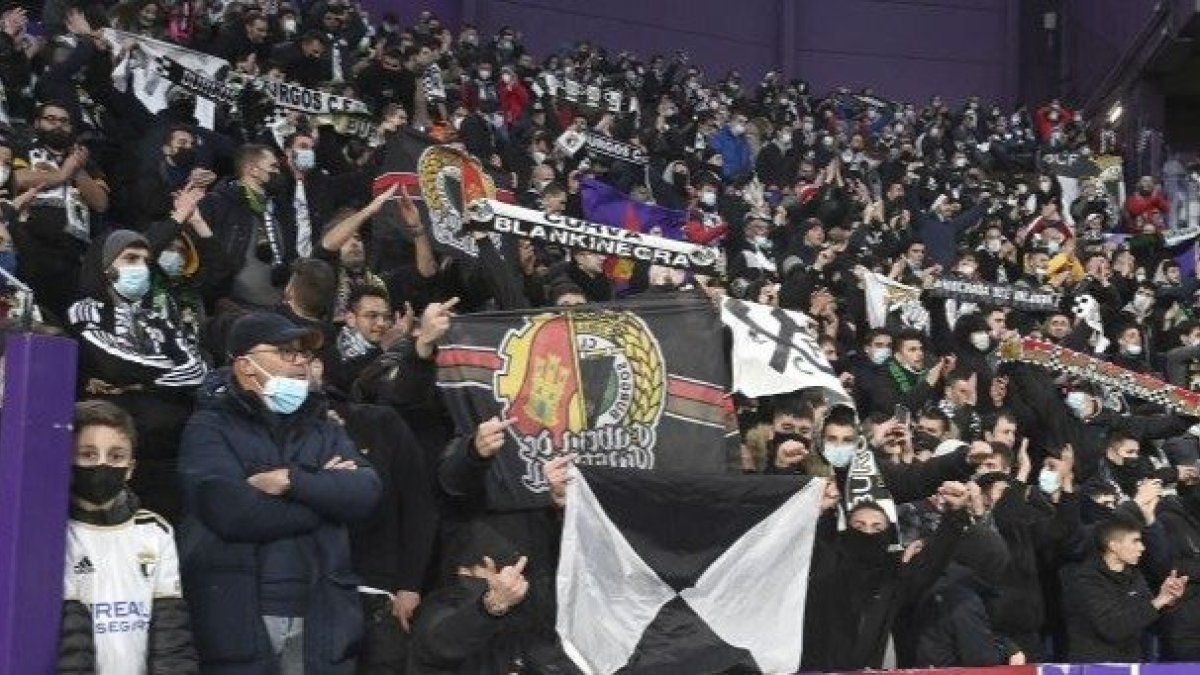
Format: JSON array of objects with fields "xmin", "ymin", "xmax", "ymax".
[
  {"xmin": 113, "ymin": 265, "xmax": 151, "ymax": 301},
  {"xmin": 248, "ymin": 357, "xmax": 310, "ymax": 414},
  {"xmin": 1065, "ymin": 391, "xmax": 1090, "ymax": 418},
  {"xmin": 970, "ymin": 332, "xmax": 991, "ymax": 351},
  {"xmin": 732, "ymin": 123, "xmax": 746, "ymax": 136},
  {"xmin": 1045, "ymin": 240, "xmax": 1061, "ymax": 255},
  {"xmin": 1038, "ymin": 467, "xmax": 1061, "ymax": 495},
  {"xmin": 700, "ymin": 191, "xmax": 717, "ymax": 207},
  {"xmin": 40, "ymin": 128, "xmax": 75, "ymax": 151},
  {"xmin": 954, "ymin": 156, "xmax": 968, "ymax": 168},
  {"xmin": 172, "ymin": 147, "xmax": 197, "ymax": 169},
  {"xmin": 869, "ymin": 347, "xmax": 892, "ymax": 365},
  {"xmin": 531, "ymin": 151, "xmax": 547, "ymax": 165},
  {"xmin": 1039, "ymin": 180, "xmax": 1053, "ymax": 192},
  {"xmin": 752, "ymin": 235, "xmax": 771, "ymax": 250},
  {"xmin": 1035, "ymin": 265, "xmax": 1049, "ymax": 278},
  {"xmin": 157, "ymin": 250, "xmax": 185, "ymax": 278},
  {"xmin": 958, "ymin": 264, "xmax": 977, "ymax": 276},
  {"xmin": 1139, "ymin": 187, "xmax": 1153, "ymax": 197},
  {"xmin": 823, "ymin": 441, "xmax": 856, "ymax": 468},
  {"xmin": 986, "ymin": 238, "xmax": 1002, "ymax": 253},
  {"xmin": 478, "ymin": 70, "xmax": 492, "ymax": 80},
  {"xmin": 294, "ymin": 148, "xmax": 317, "ymax": 172},
  {"xmin": 1123, "ymin": 343, "xmax": 1143, "ymax": 356},
  {"xmin": 71, "ymin": 465, "xmax": 128, "ymax": 505},
  {"xmin": 264, "ymin": 170, "xmax": 288, "ymax": 196},
  {"xmin": 282, "ymin": 18, "xmax": 297, "ymax": 33},
  {"xmin": 1133, "ymin": 295, "xmax": 1153, "ymax": 312},
  {"xmin": 778, "ymin": 131, "xmax": 793, "ymax": 145},
  {"xmin": 838, "ymin": 527, "xmax": 893, "ymax": 565},
  {"xmin": 802, "ymin": 122, "xmax": 814, "ymax": 133}
]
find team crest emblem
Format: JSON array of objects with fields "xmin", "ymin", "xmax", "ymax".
[
  {"xmin": 137, "ymin": 550, "xmax": 158, "ymax": 580},
  {"xmin": 494, "ymin": 310, "xmax": 667, "ymax": 491},
  {"xmin": 417, "ymin": 145, "xmax": 500, "ymax": 257}
]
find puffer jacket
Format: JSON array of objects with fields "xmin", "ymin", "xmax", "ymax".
[{"xmin": 177, "ymin": 369, "xmax": 381, "ymax": 675}]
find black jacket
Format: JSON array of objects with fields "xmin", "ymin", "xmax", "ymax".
[
  {"xmin": 338, "ymin": 400, "xmax": 439, "ymax": 594},
  {"xmin": 802, "ymin": 510, "xmax": 971, "ymax": 671},
  {"xmin": 913, "ymin": 564, "xmax": 1009, "ymax": 667},
  {"xmin": 198, "ymin": 180, "xmax": 296, "ymax": 297},
  {"xmin": 1063, "ymin": 555, "xmax": 1161, "ymax": 663},
  {"xmin": 1158, "ymin": 485, "xmax": 1200, "ymax": 645}
]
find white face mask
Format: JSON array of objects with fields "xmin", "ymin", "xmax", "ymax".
[
  {"xmin": 1038, "ymin": 467, "xmax": 1061, "ymax": 494},
  {"xmin": 823, "ymin": 441, "xmax": 857, "ymax": 468},
  {"xmin": 0, "ymin": 166, "xmax": 10, "ymax": 185},
  {"xmin": 1123, "ymin": 343, "xmax": 1143, "ymax": 356},
  {"xmin": 731, "ymin": 123, "xmax": 747, "ymax": 136},
  {"xmin": 986, "ymin": 238, "xmax": 1002, "ymax": 253},
  {"xmin": 1133, "ymin": 295, "xmax": 1153, "ymax": 312},
  {"xmin": 700, "ymin": 191, "xmax": 717, "ymax": 207},
  {"xmin": 869, "ymin": 347, "xmax": 892, "ymax": 365},
  {"xmin": 1045, "ymin": 240, "xmax": 1061, "ymax": 255},
  {"xmin": 969, "ymin": 332, "xmax": 991, "ymax": 351},
  {"xmin": 1065, "ymin": 391, "xmax": 1090, "ymax": 418}
]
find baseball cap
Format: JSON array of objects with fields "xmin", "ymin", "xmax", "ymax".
[{"xmin": 226, "ymin": 312, "xmax": 323, "ymax": 360}]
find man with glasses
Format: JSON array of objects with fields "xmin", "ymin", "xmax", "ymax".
[
  {"xmin": 178, "ymin": 311, "xmax": 381, "ymax": 673},
  {"xmin": 326, "ymin": 285, "xmax": 404, "ymax": 395},
  {"xmin": 12, "ymin": 101, "xmax": 109, "ymax": 319}
]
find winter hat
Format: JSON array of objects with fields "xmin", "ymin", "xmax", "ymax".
[{"xmin": 101, "ymin": 230, "xmax": 149, "ymax": 270}]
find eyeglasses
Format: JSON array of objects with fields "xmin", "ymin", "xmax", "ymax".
[
  {"xmin": 356, "ymin": 311, "xmax": 394, "ymax": 324},
  {"xmin": 248, "ymin": 347, "xmax": 316, "ymax": 364}
]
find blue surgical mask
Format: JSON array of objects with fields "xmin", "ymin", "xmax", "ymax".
[
  {"xmin": 294, "ymin": 148, "xmax": 316, "ymax": 172},
  {"xmin": 157, "ymin": 250, "xmax": 185, "ymax": 278},
  {"xmin": 823, "ymin": 441, "xmax": 856, "ymax": 469},
  {"xmin": 249, "ymin": 357, "xmax": 310, "ymax": 415},
  {"xmin": 113, "ymin": 265, "xmax": 150, "ymax": 301},
  {"xmin": 1038, "ymin": 467, "xmax": 1061, "ymax": 494},
  {"xmin": 869, "ymin": 347, "xmax": 891, "ymax": 365}
]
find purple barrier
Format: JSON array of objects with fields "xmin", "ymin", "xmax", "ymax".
[{"xmin": 0, "ymin": 334, "xmax": 78, "ymax": 674}]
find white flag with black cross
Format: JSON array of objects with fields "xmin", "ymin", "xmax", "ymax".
[
  {"xmin": 556, "ymin": 467, "xmax": 824, "ymax": 674},
  {"xmin": 720, "ymin": 298, "xmax": 852, "ymax": 405}
]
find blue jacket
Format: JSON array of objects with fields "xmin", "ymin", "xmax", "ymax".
[
  {"xmin": 709, "ymin": 126, "xmax": 753, "ymax": 182},
  {"xmin": 177, "ymin": 370, "xmax": 381, "ymax": 675},
  {"xmin": 914, "ymin": 202, "xmax": 987, "ymax": 269}
]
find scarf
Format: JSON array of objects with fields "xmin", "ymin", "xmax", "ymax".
[
  {"xmin": 337, "ymin": 325, "xmax": 377, "ymax": 360},
  {"xmin": 886, "ymin": 357, "xmax": 921, "ymax": 395}
]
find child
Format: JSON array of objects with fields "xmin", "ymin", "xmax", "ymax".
[{"xmin": 57, "ymin": 400, "xmax": 197, "ymax": 674}]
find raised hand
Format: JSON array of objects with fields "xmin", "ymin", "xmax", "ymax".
[
  {"xmin": 473, "ymin": 416, "xmax": 517, "ymax": 458},
  {"xmin": 480, "ymin": 555, "xmax": 530, "ymax": 615}
]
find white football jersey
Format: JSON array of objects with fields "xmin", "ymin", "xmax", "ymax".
[{"xmin": 63, "ymin": 510, "xmax": 182, "ymax": 675}]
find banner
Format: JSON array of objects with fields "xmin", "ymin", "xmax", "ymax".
[
  {"xmin": 720, "ymin": 298, "xmax": 852, "ymax": 405},
  {"xmin": 583, "ymin": 131, "xmax": 649, "ymax": 166},
  {"xmin": 1041, "ymin": 151, "xmax": 1125, "ymax": 226},
  {"xmin": 999, "ymin": 337, "xmax": 1200, "ymax": 416},
  {"xmin": 106, "ymin": 29, "xmax": 229, "ymax": 129},
  {"xmin": 435, "ymin": 295, "xmax": 738, "ymax": 510},
  {"xmin": 154, "ymin": 55, "xmax": 240, "ymax": 105},
  {"xmin": 371, "ymin": 129, "xmax": 514, "ymax": 264},
  {"xmin": 252, "ymin": 77, "xmax": 370, "ymax": 116},
  {"xmin": 928, "ymin": 278, "xmax": 1062, "ymax": 313},
  {"xmin": 558, "ymin": 468, "xmax": 821, "ymax": 674},
  {"xmin": 470, "ymin": 200, "xmax": 719, "ymax": 274},
  {"xmin": 862, "ymin": 272, "xmax": 927, "ymax": 330},
  {"xmin": 580, "ymin": 177, "xmax": 687, "ymax": 291}
]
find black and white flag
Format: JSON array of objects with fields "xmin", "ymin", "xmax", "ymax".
[
  {"xmin": 557, "ymin": 467, "xmax": 823, "ymax": 674},
  {"xmin": 721, "ymin": 298, "xmax": 852, "ymax": 405},
  {"xmin": 470, "ymin": 199, "xmax": 720, "ymax": 274}
]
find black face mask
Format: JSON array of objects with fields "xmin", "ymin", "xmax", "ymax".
[
  {"xmin": 264, "ymin": 170, "xmax": 288, "ymax": 196},
  {"xmin": 71, "ymin": 465, "xmax": 128, "ymax": 505},
  {"xmin": 172, "ymin": 147, "xmax": 197, "ymax": 169},
  {"xmin": 771, "ymin": 432, "xmax": 806, "ymax": 454},
  {"xmin": 1139, "ymin": 187, "xmax": 1153, "ymax": 197},
  {"xmin": 838, "ymin": 527, "xmax": 893, "ymax": 566},
  {"xmin": 40, "ymin": 128, "xmax": 75, "ymax": 151}
]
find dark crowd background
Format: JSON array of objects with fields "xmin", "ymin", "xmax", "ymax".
[{"xmin": 4, "ymin": 0, "xmax": 1200, "ymax": 673}]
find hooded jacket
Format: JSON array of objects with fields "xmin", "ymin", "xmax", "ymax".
[{"xmin": 177, "ymin": 369, "xmax": 381, "ymax": 674}]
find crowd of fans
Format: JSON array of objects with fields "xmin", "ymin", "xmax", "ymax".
[{"xmin": 3, "ymin": 1, "xmax": 1200, "ymax": 673}]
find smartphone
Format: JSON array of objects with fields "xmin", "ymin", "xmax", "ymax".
[{"xmin": 893, "ymin": 405, "xmax": 911, "ymax": 428}]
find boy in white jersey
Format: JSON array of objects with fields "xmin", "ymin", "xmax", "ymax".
[{"xmin": 57, "ymin": 400, "xmax": 198, "ymax": 674}]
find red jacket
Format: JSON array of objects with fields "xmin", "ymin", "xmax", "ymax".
[
  {"xmin": 498, "ymin": 80, "xmax": 530, "ymax": 125},
  {"xmin": 1126, "ymin": 190, "xmax": 1169, "ymax": 221},
  {"xmin": 1034, "ymin": 104, "xmax": 1076, "ymax": 142}
]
